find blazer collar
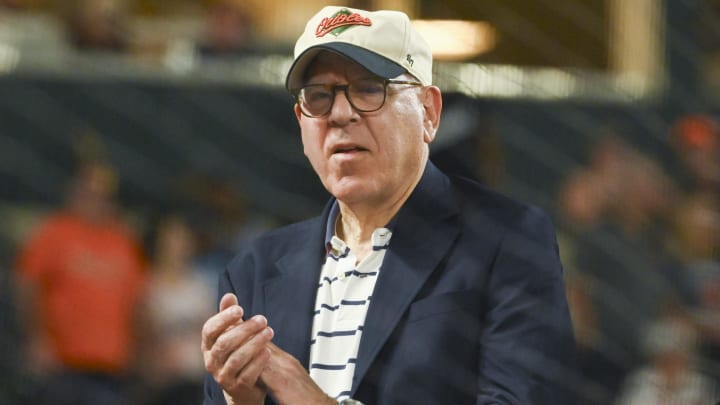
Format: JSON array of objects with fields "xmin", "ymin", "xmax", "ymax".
[{"xmin": 352, "ymin": 161, "xmax": 461, "ymax": 393}]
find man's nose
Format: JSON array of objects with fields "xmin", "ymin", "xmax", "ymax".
[{"xmin": 328, "ymin": 89, "xmax": 356, "ymax": 122}]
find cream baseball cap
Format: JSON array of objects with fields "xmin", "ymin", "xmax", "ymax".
[{"xmin": 285, "ymin": 6, "xmax": 433, "ymax": 91}]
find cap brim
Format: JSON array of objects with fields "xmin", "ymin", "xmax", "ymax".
[{"xmin": 285, "ymin": 42, "xmax": 406, "ymax": 91}]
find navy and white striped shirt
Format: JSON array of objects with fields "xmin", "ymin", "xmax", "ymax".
[{"xmin": 308, "ymin": 206, "xmax": 392, "ymax": 400}]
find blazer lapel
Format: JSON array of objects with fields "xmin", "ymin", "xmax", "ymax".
[
  {"xmin": 351, "ymin": 162, "xmax": 461, "ymax": 393},
  {"xmin": 262, "ymin": 206, "xmax": 331, "ymax": 368}
]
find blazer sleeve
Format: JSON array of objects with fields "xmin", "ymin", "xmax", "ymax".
[
  {"xmin": 203, "ymin": 267, "xmax": 235, "ymax": 405},
  {"xmin": 477, "ymin": 206, "xmax": 576, "ymax": 405},
  {"xmin": 203, "ymin": 372, "xmax": 226, "ymax": 405},
  {"xmin": 202, "ymin": 253, "xmax": 278, "ymax": 405}
]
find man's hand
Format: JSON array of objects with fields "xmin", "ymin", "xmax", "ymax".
[
  {"xmin": 201, "ymin": 293, "xmax": 274, "ymax": 405},
  {"xmin": 202, "ymin": 293, "xmax": 336, "ymax": 405},
  {"xmin": 261, "ymin": 343, "xmax": 337, "ymax": 405}
]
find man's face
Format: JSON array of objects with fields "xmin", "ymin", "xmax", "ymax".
[{"xmin": 295, "ymin": 52, "xmax": 439, "ymax": 206}]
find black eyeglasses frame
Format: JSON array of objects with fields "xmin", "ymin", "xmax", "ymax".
[{"xmin": 293, "ymin": 79, "xmax": 424, "ymax": 118}]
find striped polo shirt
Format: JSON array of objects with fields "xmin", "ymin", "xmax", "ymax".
[{"xmin": 308, "ymin": 203, "xmax": 392, "ymax": 400}]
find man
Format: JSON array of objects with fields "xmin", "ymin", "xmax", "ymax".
[
  {"xmin": 202, "ymin": 6, "xmax": 575, "ymax": 405},
  {"xmin": 15, "ymin": 161, "xmax": 146, "ymax": 405}
]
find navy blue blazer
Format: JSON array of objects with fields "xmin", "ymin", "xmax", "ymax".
[{"xmin": 204, "ymin": 162, "xmax": 575, "ymax": 405}]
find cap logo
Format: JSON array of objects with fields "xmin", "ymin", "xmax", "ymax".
[{"xmin": 315, "ymin": 9, "xmax": 371, "ymax": 38}]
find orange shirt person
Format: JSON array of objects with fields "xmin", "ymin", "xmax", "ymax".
[{"xmin": 14, "ymin": 161, "xmax": 146, "ymax": 405}]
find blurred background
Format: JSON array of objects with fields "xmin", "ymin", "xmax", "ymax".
[{"xmin": 0, "ymin": 0, "xmax": 719, "ymax": 404}]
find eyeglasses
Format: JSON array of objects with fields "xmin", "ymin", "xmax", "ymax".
[{"xmin": 293, "ymin": 78, "xmax": 424, "ymax": 118}]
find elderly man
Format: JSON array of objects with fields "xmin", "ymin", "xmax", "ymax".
[{"xmin": 201, "ymin": 6, "xmax": 575, "ymax": 405}]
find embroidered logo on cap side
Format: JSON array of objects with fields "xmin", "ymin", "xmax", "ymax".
[{"xmin": 315, "ymin": 9, "xmax": 372, "ymax": 38}]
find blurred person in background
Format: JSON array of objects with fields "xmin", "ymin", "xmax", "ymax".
[
  {"xmin": 571, "ymin": 144, "xmax": 685, "ymax": 399},
  {"xmin": 557, "ymin": 135, "xmax": 634, "ymax": 235},
  {"xmin": 0, "ymin": 0, "xmax": 23, "ymax": 10},
  {"xmin": 663, "ymin": 192, "xmax": 720, "ymax": 382},
  {"xmin": 177, "ymin": 172, "xmax": 277, "ymax": 292},
  {"xmin": 615, "ymin": 312, "xmax": 719, "ymax": 404},
  {"xmin": 196, "ymin": 0, "xmax": 259, "ymax": 59},
  {"xmin": 565, "ymin": 272, "xmax": 627, "ymax": 405},
  {"xmin": 65, "ymin": 0, "xmax": 128, "ymax": 51},
  {"xmin": 556, "ymin": 136, "xmax": 635, "ymax": 403},
  {"xmin": 140, "ymin": 213, "xmax": 215, "ymax": 405},
  {"xmin": 555, "ymin": 136, "xmax": 633, "ymax": 287},
  {"xmin": 201, "ymin": 6, "xmax": 574, "ymax": 405},
  {"xmin": 13, "ymin": 160, "xmax": 147, "ymax": 405},
  {"xmin": 671, "ymin": 114, "xmax": 720, "ymax": 197}
]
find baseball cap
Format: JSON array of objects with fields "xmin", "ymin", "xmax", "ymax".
[{"xmin": 285, "ymin": 6, "xmax": 433, "ymax": 91}]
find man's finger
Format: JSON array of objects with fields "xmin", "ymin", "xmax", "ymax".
[
  {"xmin": 201, "ymin": 303, "xmax": 244, "ymax": 352},
  {"xmin": 232, "ymin": 346, "xmax": 271, "ymax": 390},
  {"xmin": 207, "ymin": 316, "xmax": 272, "ymax": 384},
  {"xmin": 219, "ymin": 292, "xmax": 239, "ymax": 312},
  {"xmin": 224, "ymin": 326, "xmax": 274, "ymax": 387}
]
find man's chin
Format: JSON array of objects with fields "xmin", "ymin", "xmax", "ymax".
[{"xmin": 327, "ymin": 178, "xmax": 377, "ymax": 204}]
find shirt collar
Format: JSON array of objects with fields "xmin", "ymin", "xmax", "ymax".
[{"xmin": 323, "ymin": 199, "xmax": 399, "ymax": 251}]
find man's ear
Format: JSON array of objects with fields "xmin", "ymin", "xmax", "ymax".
[
  {"xmin": 422, "ymin": 86, "xmax": 442, "ymax": 143},
  {"xmin": 294, "ymin": 103, "xmax": 303, "ymax": 122}
]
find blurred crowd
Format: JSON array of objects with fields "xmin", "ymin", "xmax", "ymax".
[
  {"xmin": 3, "ymin": 154, "xmax": 277, "ymax": 404},
  {"xmin": 559, "ymin": 114, "xmax": 720, "ymax": 404},
  {"xmin": 0, "ymin": 0, "xmax": 263, "ymax": 62},
  {"xmin": 1, "ymin": 111, "xmax": 717, "ymax": 404},
  {"xmin": 0, "ymin": 2, "xmax": 719, "ymax": 404}
]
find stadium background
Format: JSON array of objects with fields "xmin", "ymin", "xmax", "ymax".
[{"xmin": 1, "ymin": 0, "xmax": 719, "ymax": 403}]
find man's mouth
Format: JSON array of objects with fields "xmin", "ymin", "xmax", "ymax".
[{"xmin": 334, "ymin": 146, "xmax": 366, "ymax": 154}]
